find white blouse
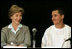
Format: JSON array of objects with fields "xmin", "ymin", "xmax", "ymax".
[
  {"xmin": 8, "ymin": 23, "xmax": 22, "ymax": 34},
  {"xmin": 41, "ymin": 24, "xmax": 71, "ymax": 48}
]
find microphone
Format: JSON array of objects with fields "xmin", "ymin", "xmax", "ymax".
[
  {"xmin": 32, "ymin": 28, "xmax": 37, "ymax": 38},
  {"xmin": 32, "ymin": 28, "xmax": 37, "ymax": 48}
]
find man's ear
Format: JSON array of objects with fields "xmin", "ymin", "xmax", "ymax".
[{"xmin": 62, "ymin": 15, "xmax": 64, "ymax": 19}]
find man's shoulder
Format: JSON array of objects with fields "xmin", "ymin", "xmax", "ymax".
[
  {"xmin": 65, "ymin": 24, "xmax": 71, "ymax": 29},
  {"xmin": 45, "ymin": 25, "xmax": 54, "ymax": 31}
]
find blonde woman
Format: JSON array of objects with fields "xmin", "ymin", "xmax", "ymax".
[{"xmin": 1, "ymin": 5, "xmax": 31, "ymax": 47}]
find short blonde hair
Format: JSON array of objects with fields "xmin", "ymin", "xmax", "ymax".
[{"xmin": 8, "ymin": 5, "xmax": 24, "ymax": 18}]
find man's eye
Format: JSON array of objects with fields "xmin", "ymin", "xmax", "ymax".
[
  {"xmin": 20, "ymin": 15, "xmax": 22, "ymax": 17},
  {"xmin": 54, "ymin": 15, "xmax": 57, "ymax": 17}
]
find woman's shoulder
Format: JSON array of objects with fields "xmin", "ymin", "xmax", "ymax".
[
  {"xmin": 1, "ymin": 26, "xmax": 9, "ymax": 34},
  {"xmin": 22, "ymin": 24, "xmax": 29, "ymax": 29},
  {"xmin": 1, "ymin": 25, "xmax": 8, "ymax": 30}
]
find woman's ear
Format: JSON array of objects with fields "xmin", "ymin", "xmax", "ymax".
[
  {"xmin": 10, "ymin": 16, "xmax": 12, "ymax": 19},
  {"xmin": 21, "ymin": 17, "xmax": 22, "ymax": 20}
]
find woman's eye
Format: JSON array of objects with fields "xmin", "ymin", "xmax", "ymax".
[{"xmin": 16, "ymin": 15, "xmax": 18, "ymax": 17}]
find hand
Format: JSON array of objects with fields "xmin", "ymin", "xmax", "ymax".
[
  {"xmin": 18, "ymin": 44, "xmax": 24, "ymax": 47},
  {"xmin": 6, "ymin": 44, "xmax": 17, "ymax": 46}
]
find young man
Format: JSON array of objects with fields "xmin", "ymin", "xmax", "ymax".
[{"xmin": 41, "ymin": 8, "xmax": 71, "ymax": 48}]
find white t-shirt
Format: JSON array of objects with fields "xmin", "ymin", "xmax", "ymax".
[{"xmin": 41, "ymin": 24, "xmax": 71, "ymax": 48}]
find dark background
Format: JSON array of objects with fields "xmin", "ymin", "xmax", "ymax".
[{"xmin": 0, "ymin": 0, "xmax": 71, "ymax": 48}]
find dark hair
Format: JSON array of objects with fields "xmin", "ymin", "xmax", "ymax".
[{"xmin": 52, "ymin": 8, "xmax": 64, "ymax": 15}]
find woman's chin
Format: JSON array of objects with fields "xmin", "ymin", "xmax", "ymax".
[{"xmin": 15, "ymin": 22, "xmax": 20, "ymax": 25}]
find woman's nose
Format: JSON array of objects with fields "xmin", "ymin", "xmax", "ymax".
[{"xmin": 18, "ymin": 16, "xmax": 21, "ymax": 20}]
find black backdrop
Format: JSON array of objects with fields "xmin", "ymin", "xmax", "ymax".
[{"xmin": 0, "ymin": 0, "xmax": 71, "ymax": 47}]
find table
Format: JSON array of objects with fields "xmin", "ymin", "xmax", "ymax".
[{"xmin": 3, "ymin": 46, "xmax": 27, "ymax": 48}]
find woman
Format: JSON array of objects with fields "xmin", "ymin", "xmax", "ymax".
[
  {"xmin": 1, "ymin": 5, "xmax": 31, "ymax": 47},
  {"xmin": 41, "ymin": 8, "xmax": 71, "ymax": 48}
]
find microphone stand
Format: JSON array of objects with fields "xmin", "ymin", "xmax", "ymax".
[{"xmin": 32, "ymin": 28, "xmax": 37, "ymax": 48}]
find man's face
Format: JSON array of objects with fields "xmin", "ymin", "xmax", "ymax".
[{"xmin": 52, "ymin": 10, "xmax": 64, "ymax": 25}]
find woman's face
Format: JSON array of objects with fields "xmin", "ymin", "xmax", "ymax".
[
  {"xmin": 52, "ymin": 10, "xmax": 64, "ymax": 25},
  {"xmin": 11, "ymin": 12, "xmax": 22, "ymax": 25}
]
